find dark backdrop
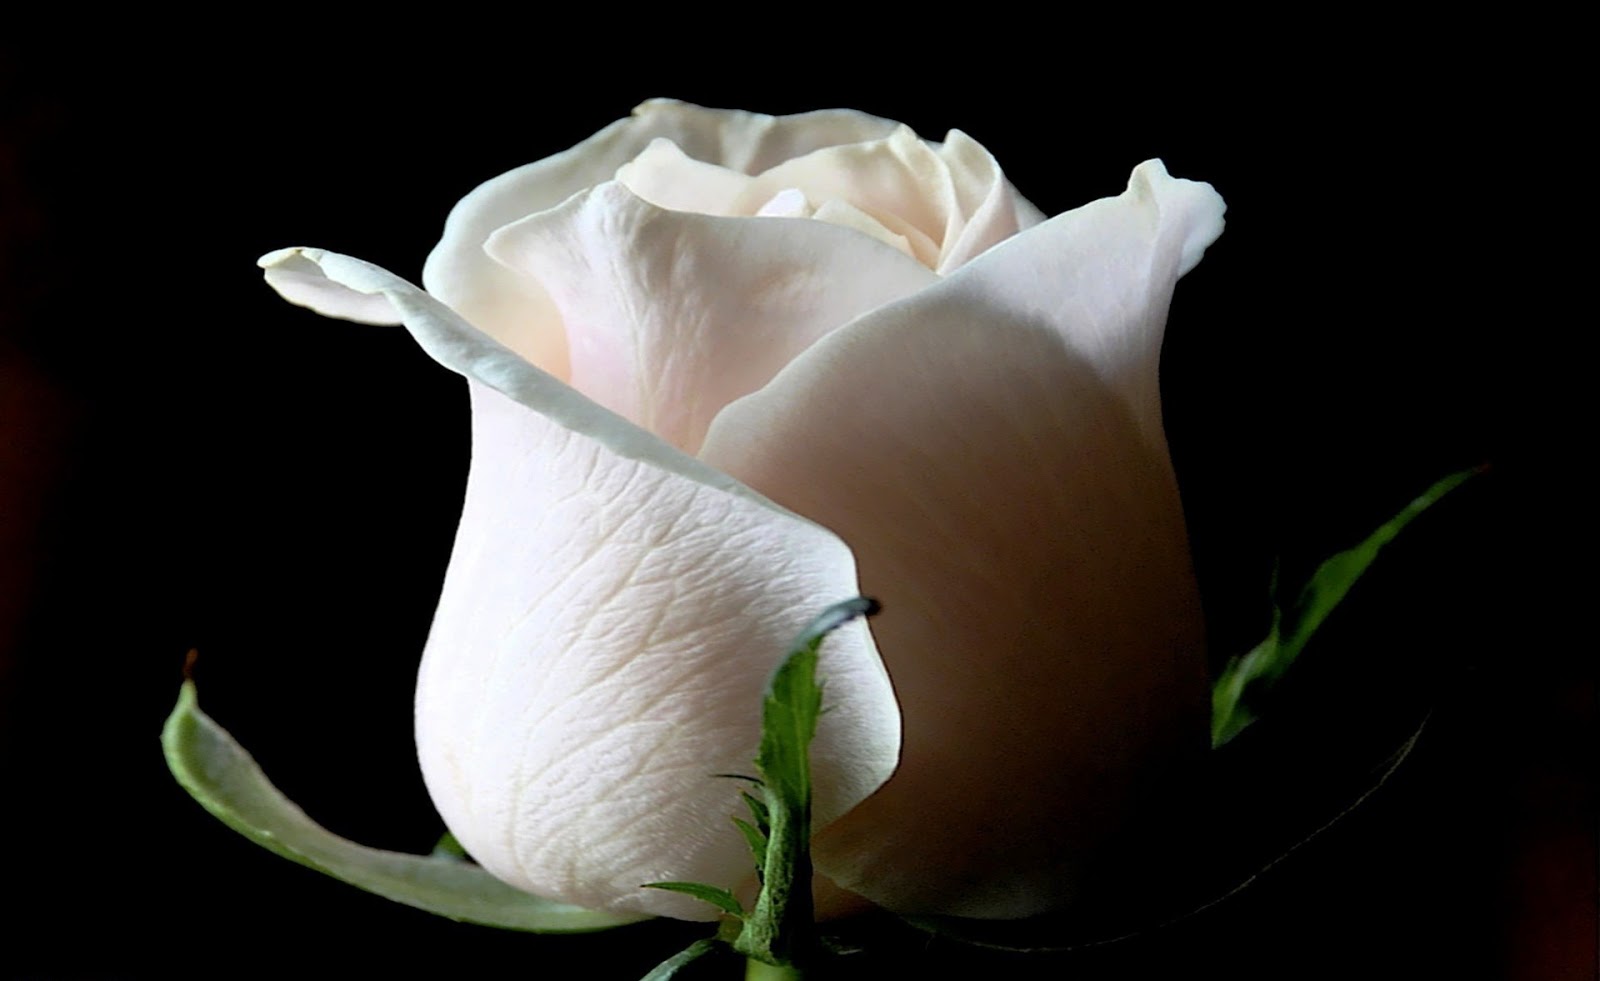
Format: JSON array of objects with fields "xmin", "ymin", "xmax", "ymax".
[{"xmin": 1, "ymin": 35, "xmax": 1584, "ymax": 980}]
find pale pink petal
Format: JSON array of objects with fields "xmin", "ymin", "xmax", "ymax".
[
  {"xmin": 484, "ymin": 181, "xmax": 938, "ymax": 454},
  {"xmin": 421, "ymin": 100, "xmax": 900, "ymax": 379},
  {"xmin": 698, "ymin": 160, "xmax": 1224, "ymax": 917},
  {"xmin": 256, "ymin": 247, "xmax": 901, "ymax": 921}
]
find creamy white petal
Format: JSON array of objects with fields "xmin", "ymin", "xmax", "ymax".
[
  {"xmin": 731, "ymin": 126, "xmax": 956, "ymax": 269},
  {"xmin": 934, "ymin": 130, "xmax": 1025, "ymax": 272},
  {"xmin": 698, "ymin": 161, "xmax": 1223, "ymax": 917},
  {"xmin": 260, "ymin": 247, "xmax": 403, "ymax": 325},
  {"xmin": 484, "ymin": 181, "xmax": 938, "ymax": 454},
  {"xmin": 809, "ymin": 199, "xmax": 917, "ymax": 260},
  {"xmin": 256, "ymin": 247, "xmax": 902, "ymax": 920},
  {"xmin": 614, "ymin": 137, "xmax": 757, "ymax": 216},
  {"xmin": 421, "ymin": 100, "xmax": 901, "ymax": 379}
]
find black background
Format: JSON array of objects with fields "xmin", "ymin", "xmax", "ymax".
[{"xmin": 1, "ymin": 34, "xmax": 1586, "ymax": 979}]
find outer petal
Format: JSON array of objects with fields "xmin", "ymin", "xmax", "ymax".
[
  {"xmin": 257, "ymin": 248, "xmax": 902, "ymax": 920},
  {"xmin": 699, "ymin": 161, "xmax": 1224, "ymax": 917},
  {"xmin": 420, "ymin": 99, "xmax": 901, "ymax": 380},
  {"xmin": 261, "ymin": 248, "xmax": 403, "ymax": 325},
  {"xmin": 484, "ymin": 181, "xmax": 937, "ymax": 454}
]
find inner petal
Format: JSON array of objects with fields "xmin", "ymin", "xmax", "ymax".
[
  {"xmin": 419, "ymin": 100, "xmax": 904, "ymax": 382},
  {"xmin": 486, "ymin": 181, "xmax": 939, "ymax": 454},
  {"xmin": 809, "ymin": 199, "xmax": 917, "ymax": 261},
  {"xmin": 614, "ymin": 137, "xmax": 756, "ymax": 216},
  {"xmin": 732, "ymin": 125, "xmax": 958, "ymax": 261},
  {"xmin": 754, "ymin": 187, "xmax": 814, "ymax": 218},
  {"xmin": 932, "ymin": 129, "xmax": 1023, "ymax": 272}
]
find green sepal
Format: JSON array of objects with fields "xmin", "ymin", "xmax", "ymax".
[
  {"xmin": 734, "ymin": 596, "xmax": 880, "ymax": 968},
  {"xmin": 732, "ymin": 817, "xmax": 770, "ymax": 880},
  {"xmin": 1212, "ymin": 467, "xmax": 1479, "ymax": 746},
  {"xmin": 162, "ymin": 679, "xmax": 642, "ymax": 932},
  {"xmin": 741, "ymin": 790, "xmax": 771, "ymax": 832},
  {"xmin": 641, "ymin": 881, "xmax": 745, "ymax": 918}
]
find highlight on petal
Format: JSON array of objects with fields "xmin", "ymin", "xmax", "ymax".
[
  {"xmin": 484, "ymin": 182, "xmax": 937, "ymax": 454},
  {"xmin": 699, "ymin": 160, "xmax": 1223, "ymax": 918},
  {"xmin": 255, "ymin": 247, "xmax": 902, "ymax": 920},
  {"xmin": 420, "ymin": 99, "xmax": 900, "ymax": 380}
]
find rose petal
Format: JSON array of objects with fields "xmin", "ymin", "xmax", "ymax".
[
  {"xmin": 256, "ymin": 248, "xmax": 902, "ymax": 920},
  {"xmin": 421, "ymin": 100, "xmax": 901, "ymax": 380},
  {"xmin": 754, "ymin": 187, "xmax": 813, "ymax": 218},
  {"xmin": 935, "ymin": 129, "xmax": 1027, "ymax": 271},
  {"xmin": 614, "ymin": 137, "xmax": 757, "ymax": 216},
  {"xmin": 809, "ymin": 199, "xmax": 918, "ymax": 260},
  {"xmin": 484, "ymin": 181, "xmax": 938, "ymax": 454},
  {"xmin": 725, "ymin": 125, "xmax": 954, "ymax": 269},
  {"xmin": 260, "ymin": 247, "xmax": 403, "ymax": 325},
  {"xmin": 698, "ymin": 160, "xmax": 1224, "ymax": 917}
]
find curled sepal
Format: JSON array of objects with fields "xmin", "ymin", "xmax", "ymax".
[
  {"xmin": 1212, "ymin": 467, "xmax": 1482, "ymax": 746},
  {"xmin": 635, "ymin": 598, "xmax": 879, "ymax": 966},
  {"xmin": 736, "ymin": 596, "xmax": 881, "ymax": 968},
  {"xmin": 161, "ymin": 680, "xmax": 642, "ymax": 933},
  {"xmin": 641, "ymin": 881, "xmax": 744, "ymax": 918}
]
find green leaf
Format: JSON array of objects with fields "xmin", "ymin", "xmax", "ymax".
[
  {"xmin": 641, "ymin": 881, "xmax": 745, "ymax": 918},
  {"xmin": 1210, "ymin": 598, "xmax": 1281, "ymax": 747},
  {"xmin": 734, "ymin": 596, "xmax": 879, "ymax": 967},
  {"xmin": 1279, "ymin": 468, "xmax": 1478, "ymax": 657},
  {"xmin": 162, "ymin": 680, "xmax": 641, "ymax": 932},
  {"xmin": 1212, "ymin": 468, "xmax": 1479, "ymax": 746},
  {"xmin": 639, "ymin": 938, "xmax": 722, "ymax": 980}
]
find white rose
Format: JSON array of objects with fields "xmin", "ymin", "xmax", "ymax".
[{"xmin": 260, "ymin": 98, "xmax": 1225, "ymax": 922}]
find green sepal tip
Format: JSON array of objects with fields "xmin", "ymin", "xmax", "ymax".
[{"xmin": 162, "ymin": 679, "xmax": 641, "ymax": 932}]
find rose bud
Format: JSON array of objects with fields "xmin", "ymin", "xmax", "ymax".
[{"xmin": 261, "ymin": 99, "xmax": 1224, "ymax": 922}]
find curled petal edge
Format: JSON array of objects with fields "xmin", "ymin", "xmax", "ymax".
[{"xmin": 259, "ymin": 247, "xmax": 803, "ymax": 523}]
